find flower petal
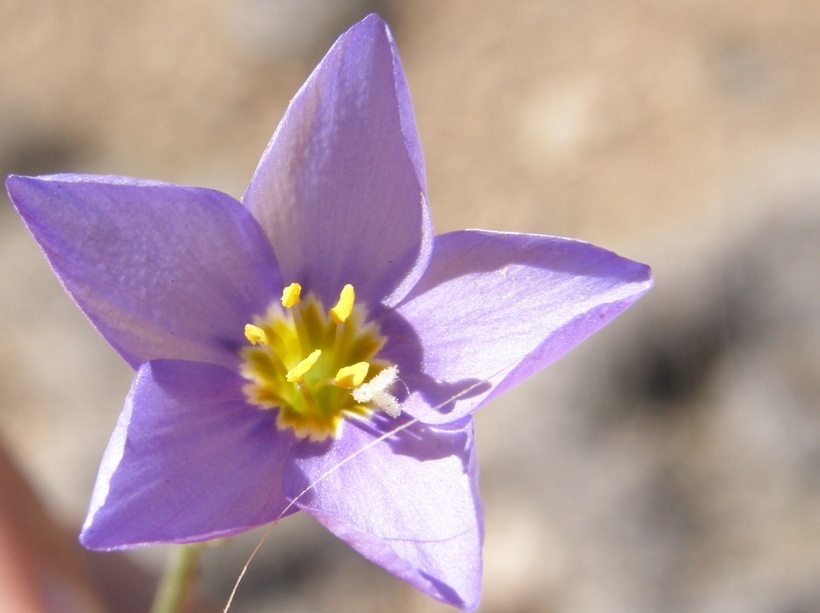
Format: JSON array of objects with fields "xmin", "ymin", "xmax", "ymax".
[
  {"xmin": 286, "ymin": 416, "xmax": 482, "ymax": 610},
  {"xmin": 80, "ymin": 360, "xmax": 296, "ymax": 549},
  {"xmin": 243, "ymin": 14, "xmax": 432, "ymax": 308},
  {"xmin": 384, "ymin": 230, "xmax": 653, "ymax": 424},
  {"xmin": 6, "ymin": 174, "xmax": 281, "ymax": 369}
]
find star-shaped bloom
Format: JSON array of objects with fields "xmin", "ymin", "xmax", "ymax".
[{"xmin": 6, "ymin": 14, "xmax": 652, "ymax": 611}]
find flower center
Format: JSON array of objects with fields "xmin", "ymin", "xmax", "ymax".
[{"xmin": 240, "ymin": 283, "xmax": 400, "ymax": 441}]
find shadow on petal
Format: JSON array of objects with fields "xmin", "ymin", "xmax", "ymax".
[
  {"xmin": 347, "ymin": 413, "xmax": 475, "ymax": 467},
  {"xmin": 376, "ymin": 306, "xmax": 490, "ymax": 420},
  {"xmin": 289, "ymin": 435, "xmax": 334, "ymax": 459}
]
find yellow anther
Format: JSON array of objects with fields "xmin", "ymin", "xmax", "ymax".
[
  {"xmin": 286, "ymin": 349, "xmax": 322, "ymax": 383},
  {"xmin": 335, "ymin": 362, "xmax": 370, "ymax": 389},
  {"xmin": 329, "ymin": 284, "xmax": 355, "ymax": 324},
  {"xmin": 244, "ymin": 324, "xmax": 269, "ymax": 346},
  {"xmin": 281, "ymin": 283, "xmax": 302, "ymax": 308}
]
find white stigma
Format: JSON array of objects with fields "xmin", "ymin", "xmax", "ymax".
[{"xmin": 353, "ymin": 366, "xmax": 401, "ymax": 418}]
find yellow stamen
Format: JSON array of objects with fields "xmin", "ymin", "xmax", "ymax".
[
  {"xmin": 244, "ymin": 324, "xmax": 268, "ymax": 346},
  {"xmin": 281, "ymin": 283, "xmax": 302, "ymax": 308},
  {"xmin": 286, "ymin": 349, "xmax": 322, "ymax": 383},
  {"xmin": 335, "ymin": 362, "xmax": 370, "ymax": 389},
  {"xmin": 329, "ymin": 284, "xmax": 355, "ymax": 324},
  {"xmin": 240, "ymin": 283, "xmax": 392, "ymax": 441}
]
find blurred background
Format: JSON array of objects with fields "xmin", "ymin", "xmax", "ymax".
[{"xmin": 1, "ymin": 0, "xmax": 819, "ymax": 611}]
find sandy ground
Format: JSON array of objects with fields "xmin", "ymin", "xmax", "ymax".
[{"xmin": 2, "ymin": 1, "xmax": 820, "ymax": 611}]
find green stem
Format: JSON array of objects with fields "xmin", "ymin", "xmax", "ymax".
[{"xmin": 149, "ymin": 544, "xmax": 204, "ymax": 613}]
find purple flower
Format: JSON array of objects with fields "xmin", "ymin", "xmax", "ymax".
[{"xmin": 6, "ymin": 14, "xmax": 651, "ymax": 611}]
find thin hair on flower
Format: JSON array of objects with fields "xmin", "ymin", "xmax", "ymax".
[{"xmin": 225, "ymin": 374, "xmax": 494, "ymax": 611}]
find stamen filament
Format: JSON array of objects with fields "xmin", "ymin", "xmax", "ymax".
[
  {"xmin": 334, "ymin": 317, "xmax": 346, "ymax": 358},
  {"xmin": 290, "ymin": 305, "xmax": 310, "ymax": 354}
]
